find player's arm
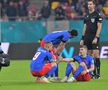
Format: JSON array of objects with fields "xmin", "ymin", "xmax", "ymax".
[
  {"xmin": 82, "ymin": 24, "xmax": 87, "ymax": 36},
  {"xmin": 62, "ymin": 58, "xmax": 74, "ymax": 62},
  {"xmin": 92, "ymin": 22, "xmax": 102, "ymax": 44},
  {"xmin": 96, "ymin": 22, "xmax": 102, "ymax": 37},
  {"xmin": 96, "ymin": 13, "xmax": 103, "ymax": 37},
  {"xmin": 55, "ymin": 41, "xmax": 66, "ymax": 55},
  {"xmin": 92, "ymin": 13, "xmax": 102, "ymax": 44},
  {"xmin": 61, "ymin": 56, "xmax": 78, "ymax": 63},
  {"xmin": 57, "ymin": 57, "xmax": 74, "ymax": 62},
  {"xmin": 81, "ymin": 63, "xmax": 94, "ymax": 75},
  {"xmin": 87, "ymin": 64, "xmax": 94, "ymax": 73}
]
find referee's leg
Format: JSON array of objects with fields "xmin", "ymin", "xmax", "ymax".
[
  {"xmin": 83, "ymin": 40, "xmax": 100, "ymax": 79},
  {"xmin": 92, "ymin": 49, "xmax": 100, "ymax": 79}
]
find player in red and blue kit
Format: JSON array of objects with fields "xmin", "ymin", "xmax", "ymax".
[
  {"xmin": 61, "ymin": 45, "xmax": 94, "ymax": 82},
  {"xmin": 30, "ymin": 42, "xmax": 58, "ymax": 83},
  {"xmin": 41, "ymin": 30, "xmax": 78, "ymax": 48},
  {"xmin": 41, "ymin": 30, "xmax": 78, "ymax": 80}
]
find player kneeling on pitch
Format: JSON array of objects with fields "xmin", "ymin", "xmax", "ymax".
[
  {"xmin": 30, "ymin": 42, "xmax": 60, "ymax": 83},
  {"xmin": 61, "ymin": 45, "xmax": 94, "ymax": 82}
]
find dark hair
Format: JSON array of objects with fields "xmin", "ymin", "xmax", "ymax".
[
  {"xmin": 69, "ymin": 29, "xmax": 78, "ymax": 36},
  {"xmin": 88, "ymin": 0, "xmax": 96, "ymax": 5},
  {"xmin": 80, "ymin": 45, "xmax": 87, "ymax": 49}
]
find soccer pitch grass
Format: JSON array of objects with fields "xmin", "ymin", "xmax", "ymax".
[{"xmin": 0, "ymin": 60, "xmax": 108, "ymax": 90}]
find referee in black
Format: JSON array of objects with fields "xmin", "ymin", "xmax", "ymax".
[{"xmin": 80, "ymin": 0, "xmax": 103, "ymax": 79}]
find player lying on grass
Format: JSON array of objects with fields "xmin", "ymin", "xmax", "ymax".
[
  {"xmin": 61, "ymin": 45, "xmax": 94, "ymax": 82},
  {"xmin": 30, "ymin": 41, "xmax": 62, "ymax": 83},
  {"xmin": 41, "ymin": 30, "xmax": 78, "ymax": 80}
]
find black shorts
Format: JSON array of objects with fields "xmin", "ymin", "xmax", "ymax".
[{"xmin": 84, "ymin": 37, "xmax": 100, "ymax": 50}]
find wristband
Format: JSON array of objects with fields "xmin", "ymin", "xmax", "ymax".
[{"xmin": 86, "ymin": 69, "xmax": 89, "ymax": 73}]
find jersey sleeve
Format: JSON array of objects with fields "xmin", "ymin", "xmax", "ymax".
[
  {"xmin": 97, "ymin": 12, "xmax": 103, "ymax": 23},
  {"xmin": 47, "ymin": 52, "xmax": 53, "ymax": 62},
  {"xmin": 62, "ymin": 32, "xmax": 70, "ymax": 42},
  {"xmin": 73, "ymin": 56, "xmax": 81, "ymax": 63}
]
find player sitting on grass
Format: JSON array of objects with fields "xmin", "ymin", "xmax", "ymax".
[
  {"xmin": 30, "ymin": 41, "xmax": 60, "ymax": 83},
  {"xmin": 61, "ymin": 45, "xmax": 94, "ymax": 82}
]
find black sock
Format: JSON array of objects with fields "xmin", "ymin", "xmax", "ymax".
[
  {"xmin": 93, "ymin": 59, "xmax": 96, "ymax": 76},
  {"xmin": 95, "ymin": 58, "xmax": 100, "ymax": 76}
]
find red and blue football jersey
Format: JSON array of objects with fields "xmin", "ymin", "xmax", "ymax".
[
  {"xmin": 73, "ymin": 55, "xmax": 94, "ymax": 69},
  {"xmin": 43, "ymin": 31, "xmax": 70, "ymax": 45},
  {"xmin": 30, "ymin": 47, "xmax": 52, "ymax": 72}
]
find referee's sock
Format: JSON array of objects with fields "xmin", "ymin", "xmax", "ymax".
[
  {"xmin": 93, "ymin": 59, "xmax": 97, "ymax": 76},
  {"xmin": 95, "ymin": 58, "xmax": 101, "ymax": 77}
]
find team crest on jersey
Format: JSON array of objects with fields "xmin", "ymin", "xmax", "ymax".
[{"xmin": 91, "ymin": 18, "xmax": 95, "ymax": 23}]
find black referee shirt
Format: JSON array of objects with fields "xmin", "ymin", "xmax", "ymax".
[{"xmin": 84, "ymin": 10, "xmax": 103, "ymax": 40}]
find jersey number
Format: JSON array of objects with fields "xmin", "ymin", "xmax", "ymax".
[{"xmin": 33, "ymin": 52, "xmax": 41, "ymax": 60}]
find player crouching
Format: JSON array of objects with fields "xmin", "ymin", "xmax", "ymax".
[
  {"xmin": 30, "ymin": 42, "xmax": 61, "ymax": 83},
  {"xmin": 61, "ymin": 45, "xmax": 94, "ymax": 82}
]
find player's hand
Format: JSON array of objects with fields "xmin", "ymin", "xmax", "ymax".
[
  {"xmin": 58, "ymin": 56, "xmax": 63, "ymax": 62},
  {"xmin": 81, "ymin": 70, "xmax": 87, "ymax": 75},
  {"xmin": 92, "ymin": 38, "xmax": 97, "ymax": 44},
  {"xmin": 62, "ymin": 58, "xmax": 73, "ymax": 62},
  {"xmin": 80, "ymin": 40, "xmax": 84, "ymax": 46}
]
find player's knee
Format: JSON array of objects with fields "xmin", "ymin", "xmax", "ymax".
[
  {"xmin": 80, "ymin": 62, "xmax": 85, "ymax": 66},
  {"xmin": 69, "ymin": 62, "xmax": 76, "ymax": 71},
  {"xmin": 51, "ymin": 62, "xmax": 57, "ymax": 67},
  {"xmin": 93, "ymin": 52, "xmax": 99, "ymax": 58},
  {"xmin": 79, "ymin": 62, "xmax": 87, "ymax": 69},
  {"xmin": 92, "ymin": 50, "xmax": 100, "ymax": 58}
]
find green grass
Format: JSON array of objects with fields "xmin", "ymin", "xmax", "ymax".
[{"xmin": 0, "ymin": 59, "xmax": 108, "ymax": 90}]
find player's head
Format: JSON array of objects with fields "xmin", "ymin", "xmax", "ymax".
[
  {"xmin": 79, "ymin": 45, "xmax": 88, "ymax": 57},
  {"xmin": 88, "ymin": 0, "xmax": 95, "ymax": 11},
  {"xmin": 69, "ymin": 29, "xmax": 78, "ymax": 38},
  {"xmin": 44, "ymin": 41, "xmax": 53, "ymax": 51}
]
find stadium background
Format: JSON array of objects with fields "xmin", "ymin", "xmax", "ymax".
[
  {"xmin": 1, "ymin": 19, "xmax": 108, "ymax": 59},
  {"xmin": 0, "ymin": 0, "xmax": 108, "ymax": 90},
  {"xmin": 0, "ymin": 0, "xmax": 108, "ymax": 59}
]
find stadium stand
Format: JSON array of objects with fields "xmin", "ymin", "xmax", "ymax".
[{"xmin": 0, "ymin": 0, "xmax": 108, "ymax": 21}]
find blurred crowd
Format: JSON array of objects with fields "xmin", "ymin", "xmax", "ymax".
[{"xmin": 0, "ymin": 0, "xmax": 108, "ymax": 21}]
